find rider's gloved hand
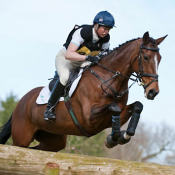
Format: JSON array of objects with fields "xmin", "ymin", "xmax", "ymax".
[{"xmin": 85, "ymin": 55, "xmax": 99, "ymax": 62}]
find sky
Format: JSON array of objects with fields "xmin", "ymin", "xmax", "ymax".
[{"xmin": 0, "ymin": 0, "xmax": 175, "ymax": 128}]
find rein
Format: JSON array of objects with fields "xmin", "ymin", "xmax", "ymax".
[
  {"xmin": 89, "ymin": 43, "xmax": 160, "ymax": 99},
  {"xmin": 89, "ymin": 65, "xmax": 137, "ymax": 99}
]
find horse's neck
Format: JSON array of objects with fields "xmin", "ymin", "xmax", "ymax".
[
  {"xmin": 102, "ymin": 42, "xmax": 138, "ymax": 76},
  {"xmin": 99, "ymin": 40, "xmax": 140, "ymax": 90}
]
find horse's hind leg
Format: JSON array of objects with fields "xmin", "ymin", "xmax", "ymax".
[
  {"xmin": 12, "ymin": 113, "xmax": 37, "ymax": 148},
  {"xmin": 12, "ymin": 124, "xmax": 36, "ymax": 147},
  {"xmin": 33, "ymin": 130, "xmax": 67, "ymax": 152}
]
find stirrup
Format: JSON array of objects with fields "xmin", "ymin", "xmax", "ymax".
[{"xmin": 44, "ymin": 107, "xmax": 56, "ymax": 121}]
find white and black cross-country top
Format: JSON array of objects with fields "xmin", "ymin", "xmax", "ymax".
[
  {"xmin": 71, "ymin": 27, "xmax": 110, "ymax": 50},
  {"xmin": 63, "ymin": 25, "xmax": 110, "ymax": 51}
]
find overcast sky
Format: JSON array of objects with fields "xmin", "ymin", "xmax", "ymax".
[{"xmin": 0, "ymin": 0, "xmax": 175, "ymax": 127}]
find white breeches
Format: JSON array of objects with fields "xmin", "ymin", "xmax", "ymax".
[{"xmin": 55, "ymin": 48, "xmax": 77, "ymax": 86}]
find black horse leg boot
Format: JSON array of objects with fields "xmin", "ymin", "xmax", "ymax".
[{"xmin": 44, "ymin": 79, "xmax": 65, "ymax": 121}]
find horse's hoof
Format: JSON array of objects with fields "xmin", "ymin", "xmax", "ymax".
[
  {"xmin": 105, "ymin": 134, "xmax": 118, "ymax": 148},
  {"xmin": 118, "ymin": 130, "xmax": 131, "ymax": 145},
  {"xmin": 126, "ymin": 130, "xmax": 135, "ymax": 136}
]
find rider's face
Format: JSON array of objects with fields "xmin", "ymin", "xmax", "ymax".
[{"xmin": 96, "ymin": 25, "xmax": 111, "ymax": 38}]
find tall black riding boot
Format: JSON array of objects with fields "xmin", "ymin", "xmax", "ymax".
[{"xmin": 44, "ymin": 79, "xmax": 65, "ymax": 121}]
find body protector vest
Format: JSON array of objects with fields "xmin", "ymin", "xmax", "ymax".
[{"xmin": 63, "ymin": 25, "xmax": 110, "ymax": 56}]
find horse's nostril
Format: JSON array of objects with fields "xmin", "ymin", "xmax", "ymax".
[
  {"xmin": 149, "ymin": 89, "xmax": 154, "ymax": 95},
  {"xmin": 147, "ymin": 89, "xmax": 159, "ymax": 100}
]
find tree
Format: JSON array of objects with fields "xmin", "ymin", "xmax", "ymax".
[
  {"xmin": 140, "ymin": 123, "xmax": 175, "ymax": 164},
  {"xmin": 165, "ymin": 153, "xmax": 175, "ymax": 165},
  {"xmin": 0, "ymin": 93, "xmax": 18, "ymax": 124},
  {"xmin": 0, "ymin": 92, "xmax": 19, "ymax": 144},
  {"xmin": 105, "ymin": 122, "xmax": 175, "ymax": 165},
  {"xmin": 62, "ymin": 131, "xmax": 106, "ymax": 157}
]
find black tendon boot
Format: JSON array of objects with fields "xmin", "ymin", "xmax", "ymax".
[{"xmin": 44, "ymin": 80, "xmax": 65, "ymax": 121}]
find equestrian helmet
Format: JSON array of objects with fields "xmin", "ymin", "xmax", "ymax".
[{"xmin": 93, "ymin": 11, "xmax": 115, "ymax": 28}]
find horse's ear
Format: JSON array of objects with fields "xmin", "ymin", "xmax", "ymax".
[
  {"xmin": 156, "ymin": 35, "xmax": 168, "ymax": 45},
  {"xmin": 143, "ymin": 31, "xmax": 150, "ymax": 45}
]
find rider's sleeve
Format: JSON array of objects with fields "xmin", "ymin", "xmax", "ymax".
[
  {"xmin": 70, "ymin": 28, "xmax": 84, "ymax": 47},
  {"xmin": 102, "ymin": 41, "xmax": 110, "ymax": 50}
]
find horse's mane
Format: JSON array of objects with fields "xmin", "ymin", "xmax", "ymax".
[
  {"xmin": 100, "ymin": 37, "xmax": 141, "ymax": 59},
  {"xmin": 113, "ymin": 36, "xmax": 156, "ymax": 51},
  {"xmin": 101, "ymin": 36, "xmax": 156, "ymax": 58},
  {"xmin": 113, "ymin": 37, "xmax": 141, "ymax": 51}
]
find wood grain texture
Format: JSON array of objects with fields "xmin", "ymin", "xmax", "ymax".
[{"xmin": 0, "ymin": 144, "xmax": 174, "ymax": 175}]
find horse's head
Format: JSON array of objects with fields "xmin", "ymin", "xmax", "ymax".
[{"xmin": 132, "ymin": 32, "xmax": 167, "ymax": 100}]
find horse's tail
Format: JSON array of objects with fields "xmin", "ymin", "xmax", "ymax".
[{"xmin": 0, "ymin": 115, "xmax": 12, "ymax": 144}]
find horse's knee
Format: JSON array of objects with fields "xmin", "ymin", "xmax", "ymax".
[
  {"xmin": 56, "ymin": 142, "xmax": 66, "ymax": 151},
  {"xmin": 53, "ymin": 135, "xmax": 67, "ymax": 151},
  {"xmin": 109, "ymin": 103, "xmax": 121, "ymax": 116},
  {"xmin": 50, "ymin": 144, "xmax": 66, "ymax": 152},
  {"xmin": 133, "ymin": 101, "xmax": 143, "ymax": 114},
  {"xmin": 36, "ymin": 142, "xmax": 66, "ymax": 152}
]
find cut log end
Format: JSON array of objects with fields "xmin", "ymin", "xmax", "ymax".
[{"xmin": 44, "ymin": 162, "xmax": 59, "ymax": 175}]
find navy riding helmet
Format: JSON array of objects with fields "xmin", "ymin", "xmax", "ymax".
[{"xmin": 93, "ymin": 11, "xmax": 115, "ymax": 28}]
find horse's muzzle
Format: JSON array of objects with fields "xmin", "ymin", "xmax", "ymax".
[{"xmin": 145, "ymin": 89, "xmax": 159, "ymax": 100}]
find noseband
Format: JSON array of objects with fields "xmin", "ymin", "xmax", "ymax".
[{"xmin": 134, "ymin": 43, "xmax": 160, "ymax": 89}]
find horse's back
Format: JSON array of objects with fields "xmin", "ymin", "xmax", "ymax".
[
  {"xmin": 13, "ymin": 87, "xmax": 44, "ymax": 118},
  {"xmin": 23, "ymin": 87, "xmax": 43, "ymax": 100}
]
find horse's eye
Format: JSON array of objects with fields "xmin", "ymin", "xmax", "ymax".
[{"xmin": 143, "ymin": 55, "xmax": 149, "ymax": 61}]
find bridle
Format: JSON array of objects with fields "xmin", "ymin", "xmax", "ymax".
[
  {"xmin": 88, "ymin": 43, "xmax": 160, "ymax": 99},
  {"xmin": 132, "ymin": 43, "xmax": 159, "ymax": 89}
]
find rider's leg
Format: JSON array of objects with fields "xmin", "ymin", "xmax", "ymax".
[
  {"xmin": 44, "ymin": 48, "xmax": 76, "ymax": 121},
  {"xmin": 44, "ymin": 79, "xmax": 65, "ymax": 120}
]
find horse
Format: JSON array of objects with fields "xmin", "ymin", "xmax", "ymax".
[{"xmin": 0, "ymin": 32, "xmax": 167, "ymax": 152}]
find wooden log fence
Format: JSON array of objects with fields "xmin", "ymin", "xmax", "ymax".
[{"xmin": 0, "ymin": 144, "xmax": 174, "ymax": 175}]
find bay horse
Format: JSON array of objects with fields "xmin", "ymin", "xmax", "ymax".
[{"xmin": 0, "ymin": 32, "xmax": 167, "ymax": 151}]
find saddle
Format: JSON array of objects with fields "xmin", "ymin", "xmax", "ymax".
[
  {"xmin": 36, "ymin": 68, "xmax": 83, "ymax": 105},
  {"xmin": 49, "ymin": 68, "xmax": 81, "ymax": 96}
]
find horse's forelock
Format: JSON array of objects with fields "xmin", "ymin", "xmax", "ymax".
[{"xmin": 149, "ymin": 37, "xmax": 156, "ymax": 46}]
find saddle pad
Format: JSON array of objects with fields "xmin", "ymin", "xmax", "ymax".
[{"xmin": 36, "ymin": 69, "xmax": 83, "ymax": 104}]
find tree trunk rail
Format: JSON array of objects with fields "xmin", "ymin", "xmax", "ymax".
[{"xmin": 0, "ymin": 144, "xmax": 174, "ymax": 175}]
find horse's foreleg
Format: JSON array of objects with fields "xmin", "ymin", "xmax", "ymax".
[
  {"xmin": 105, "ymin": 101, "xmax": 143, "ymax": 148},
  {"xmin": 126, "ymin": 101, "xmax": 143, "ymax": 136},
  {"xmin": 118, "ymin": 101, "xmax": 143, "ymax": 145},
  {"xmin": 105, "ymin": 103, "xmax": 121, "ymax": 148},
  {"xmin": 34, "ymin": 130, "xmax": 67, "ymax": 152}
]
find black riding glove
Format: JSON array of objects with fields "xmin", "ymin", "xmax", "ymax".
[{"xmin": 86, "ymin": 55, "xmax": 99, "ymax": 62}]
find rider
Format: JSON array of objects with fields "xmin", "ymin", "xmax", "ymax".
[{"xmin": 44, "ymin": 11, "xmax": 115, "ymax": 121}]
